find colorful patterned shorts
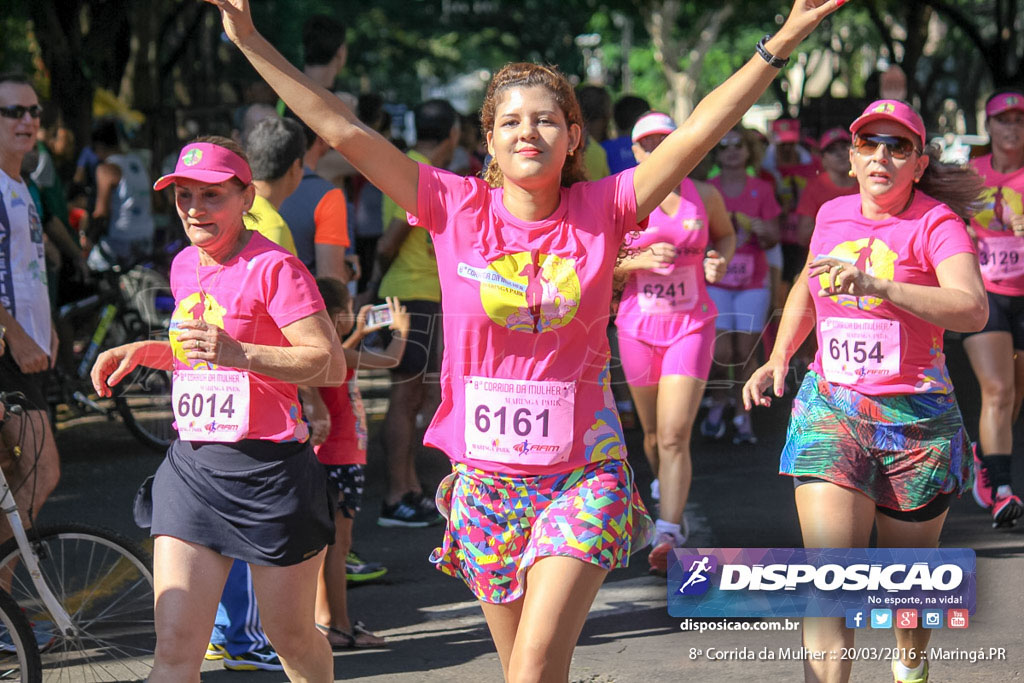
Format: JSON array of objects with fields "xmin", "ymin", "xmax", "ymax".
[
  {"xmin": 781, "ymin": 372, "xmax": 971, "ymax": 512},
  {"xmin": 429, "ymin": 459, "xmax": 655, "ymax": 604}
]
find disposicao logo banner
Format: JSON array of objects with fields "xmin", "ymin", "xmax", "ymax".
[{"xmin": 668, "ymin": 548, "xmax": 975, "ymax": 618}]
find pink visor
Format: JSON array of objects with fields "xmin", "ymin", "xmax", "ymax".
[
  {"xmin": 986, "ymin": 92, "xmax": 1024, "ymax": 118},
  {"xmin": 849, "ymin": 100, "xmax": 926, "ymax": 147},
  {"xmin": 772, "ymin": 118, "xmax": 800, "ymax": 144},
  {"xmin": 631, "ymin": 112, "xmax": 676, "ymax": 142},
  {"xmin": 153, "ymin": 142, "xmax": 252, "ymax": 191},
  {"xmin": 819, "ymin": 127, "xmax": 851, "ymax": 150}
]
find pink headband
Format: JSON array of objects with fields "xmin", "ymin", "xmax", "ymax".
[
  {"xmin": 849, "ymin": 100, "xmax": 926, "ymax": 147},
  {"xmin": 154, "ymin": 142, "xmax": 252, "ymax": 191}
]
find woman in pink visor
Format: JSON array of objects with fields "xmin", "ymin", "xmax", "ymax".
[
  {"xmin": 91, "ymin": 137, "xmax": 345, "ymax": 682},
  {"xmin": 207, "ymin": 0, "xmax": 844, "ymax": 679},
  {"xmin": 613, "ymin": 111, "xmax": 735, "ymax": 575},
  {"xmin": 745, "ymin": 100, "xmax": 986, "ymax": 683},
  {"xmin": 961, "ymin": 89, "xmax": 1024, "ymax": 528}
]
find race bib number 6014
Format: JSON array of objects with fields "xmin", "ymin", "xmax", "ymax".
[{"xmin": 172, "ymin": 370, "xmax": 250, "ymax": 442}]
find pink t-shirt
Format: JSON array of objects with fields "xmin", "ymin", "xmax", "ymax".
[
  {"xmin": 616, "ymin": 178, "xmax": 717, "ymax": 344},
  {"xmin": 169, "ymin": 232, "xmax": 324, "ymax": 442},
  {"xmin": 776, "ymin": 161, "xmax": 821, "ymax": 245},
  {"xmin": 796, "ymin": 173, "xmax": 859, "ymax": 218},
  {"xmin": 808, "ymin": 193, "xmax": 975, "ymax": 395},
  {"xmin": 315, "ymin": 369, "xmax": 367, "ymax": 466},
  {"xmin": 970, "ymin": 154, "xmax": 1024, "ymax": 296},
  {"xmin": 709, "ymin": 176, "xmax": 781, "ymax": 291},
  {"xmin": 410, "ymin": 164, "xmax": 643, "ymax": 475}
]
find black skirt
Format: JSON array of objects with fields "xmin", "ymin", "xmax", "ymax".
[{"xmin": 148, "ymin": 438, "xmax": 335, "ymax": 566}]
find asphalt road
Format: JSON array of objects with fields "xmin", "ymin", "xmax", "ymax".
[{"xmin": 43, "ymin": 336, "xmax": 1024, "ymax": 682}]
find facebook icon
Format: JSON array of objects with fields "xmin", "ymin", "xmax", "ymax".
[{"xmin": 845, "ymin": 609, "xmax": 866, "ymax": 629}]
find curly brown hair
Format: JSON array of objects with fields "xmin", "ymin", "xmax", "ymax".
[{"xmin": 479, "ymin": 63, "xmax": 587, "ymax": 188}]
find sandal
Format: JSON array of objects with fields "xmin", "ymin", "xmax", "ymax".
[{"xmin": 315, "ymin": 622, "xmax": 386, "ymax": 649}]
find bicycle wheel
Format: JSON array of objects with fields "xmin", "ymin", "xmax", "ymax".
[
  {"xmin": 0, "ymin": 588, "xmax": 41, "ymax": 682},
  {"xmin": 0, "ymin": 524, "xmax": 155, "ymax": 682},
  {"xmin": 113, "ymin": 364, "xmax": 174, "ymax": 453}
]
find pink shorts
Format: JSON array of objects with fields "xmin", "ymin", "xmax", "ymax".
[{"xmin": 617, "ymin": 321, "xmax": 715, "ymax": 386}]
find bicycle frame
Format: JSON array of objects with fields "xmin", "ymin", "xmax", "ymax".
[{"xmin": 0, "ymin": 469, "xmax": 75, "ymax": 636}]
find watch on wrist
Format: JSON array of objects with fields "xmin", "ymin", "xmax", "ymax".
[{"xmin": 756, "ymin": 34, "xmax": 790, "ymax": 69}]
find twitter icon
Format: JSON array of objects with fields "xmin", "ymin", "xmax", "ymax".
[{"xmin": 870, "ymin": 609, "xmax": 892, "ymax": 628}]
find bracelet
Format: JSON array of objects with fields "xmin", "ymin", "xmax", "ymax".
[{"xmin": 756, "ymin": 34, "xmax": 789, "ymax": 69}]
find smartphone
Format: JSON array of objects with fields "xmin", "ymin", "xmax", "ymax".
[{"xmin": 365, "ymin": 304, "xmax": 393, "ymax": 331}]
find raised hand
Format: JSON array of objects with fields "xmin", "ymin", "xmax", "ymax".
[
  {"xmin": 203, "ymin": 0, "xmax": 256, "ymax": 44},
  {"xmin": 780, "ymin": 0, "xmax": 849, "ymax": 42}
]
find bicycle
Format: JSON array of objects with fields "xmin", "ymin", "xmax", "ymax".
[
  {"xmin": 0, "ymin": 588, "xmax": 42, "ymax": 682},
  {"xmin": 51, "ymin": 255, "xmax": 176, "ymax": 453},
  {"xmin": 0, "ymin": 393, "xmax": 156, "ymax": 681}
]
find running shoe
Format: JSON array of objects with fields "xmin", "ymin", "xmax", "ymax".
[
  {"xmin": 699, "ymin": 415, "xmax": 726, "ymax": 440},
  {"xmin": 991, "ymin": 490, "xmax": 1024, "ymax": 528},
  {"xmin": 405, "ymin": 491, "xmax": 444, "ymax": 525},
  {"xmin": 378, "ymin": 498, "xmax": 434, "ymax": 528},
  {"xmin": 732, "ymin": 413, "xmax": 757, "ymax": 445},
  {"xmin": 205, "ymin": 642, "xmax": 228, "ymax": 661},
  {"xmin": 647, "ymin": 532, "xmax": 677, "ymax": 576},
  {"xmin": 971, "ymin": 443, "xmax": 994, "ymax": 510},
  {"xmin": 891, "ymin": 658, "xmax": 928, "ymax": 683},
  {"xmin": 347, "ymin": 550, "xmax": 388, "ymax": 583},
  {"xmin": 222, "ymin": 645, "xmax": 284, "ymax": 672}
]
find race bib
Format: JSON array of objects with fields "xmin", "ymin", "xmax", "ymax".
[
  {"xmin": 719, "ymin": 253, "xmax": 756, "ymax": 288},
  {"xmin": 978, "ymin": 236, "xmax": 1024, "ymax": 279},
  {"xmin": 636, "ymin": 266, "xmax": 699, "ymax": 314},
  {"xmin": 820, "ymin": 317, "xmax": 900, "ymax": 384},
  {"xmin": 464, "ymin": 377, "xmax": 574, "ymax": 466},
  {"xmin": 172, "ymin": 370, "xmax": 250, "ymax": 442}
]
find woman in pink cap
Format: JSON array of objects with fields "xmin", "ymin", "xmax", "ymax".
[
  {"xmin": 90, "ymin": 136, "xmax": 345, "ymax": 682},
  {"xmin": 744, "ymin": 100, "xmax": 986, "ymax": 683},
  {"xmin": 207, "ymin": 0, "xmax": 843, "ymax": 679},
  {"xmin": 794, "ymin": 127, "xmax": 859, "ymax": 244},
  {"xmin": 961, "ymin": 89, "xmax": 1024, "ymax": 528},
  {"xmin": 613, "ymin": 111, "xmax": 735, "ymax": 575}
]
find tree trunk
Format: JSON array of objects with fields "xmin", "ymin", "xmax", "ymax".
[{"xmin": 28, "ymin": 2, "xmax": 93, "ymax": 149}]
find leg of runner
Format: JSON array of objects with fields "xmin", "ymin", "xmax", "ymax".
[
  {"xmin": 479, "ymin": 599, "xmax": 525, "ymax": 681},
  {"xmin": 506, "ymin": 556, "xmax": 609, "ymax": 682},
  {"xmin": 731, "ymin": 331, "xmax": 761, "ymax": 442},
  {"xmin": 628, "ymin": 384, "xmax": 660, "ymax": 485},
  {"xmin": 382, "ymin": 374, "xmax": 426, "ymax": 505},
  {"xmin": 875, "ymin": 510, "xmax": 948, "ymax": 671},
  {"xmin": 704, "ymin": 331, "xmax": 734, "ymax": 438},
  {"xmin": 794, "ymin": 482, "xmax": 876, "ymax": 683},
  {"xmin": 0, "ymin": 409, "xmax": 60, "ymax": 540},
  {"xmin": 656, "ymin": 374, "xmax": 705, "ymax": 533},
  {"xmin": 250, "ymin": 551, "xmax": 334, "ymax": 682},
  {"xmin": 150, "ymin": 536, "xmax": 234, "ymax": 683}
]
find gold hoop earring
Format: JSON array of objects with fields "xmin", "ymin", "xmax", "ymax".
[{"xmin": 848, "ymin": 169, "xmax": 856, "ymax": 178}]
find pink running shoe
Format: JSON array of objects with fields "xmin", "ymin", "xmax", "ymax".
[
  {"xmin": 971, "ymin": 443, "xmax": 994, "ymax": 510},
  {"xmin": 648, "ymin": 533, "xmax": 676, "ymax": 576},
  {"xmin": 991, "ymin": 490, "xmax": 1024, "ymax": 528}
]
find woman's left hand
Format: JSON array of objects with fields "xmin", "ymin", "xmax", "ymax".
[
  {"xmin": 781, "ymin": 0, "xmax": 850, "ymax": 42},
  {"xmin": 704, "ymin": 250, "xmax": 728, "ymax": 284},
  {"xmin": 176, "ymin": 319, "xmax": 247, "ymax": 367},
  {"xmin": 808, "ymin": 257, "xmax": 878, "ymax": 298}
]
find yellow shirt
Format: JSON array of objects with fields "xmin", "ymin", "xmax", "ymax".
[
  {"xmin": 244, "ymin": 194, "xmax": 298, "ymax": 256},
  {"xmin": 584, "ymin": 136, "xmax": 610, "ymax": 181},
  {"xmin": 379, "ymin": 150, "xmax": 441, "ymax": 302}
]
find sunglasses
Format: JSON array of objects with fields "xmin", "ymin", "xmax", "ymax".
[
  {"xmin": 853, "ymin": 134, "xmax": 918, "ymax": 160},
  {"xmin": 0, "ymin": 104, "xmax": 43, "ymax": 120},
  {"xmin": 718, "ymin": 140, "xmax": 743, "ymax": 150}
]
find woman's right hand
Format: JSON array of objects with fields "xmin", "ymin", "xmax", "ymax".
[
  {"xmin": 742, "ymin": 355, "xmax": 790, "ymax": 410},
  {"xmin": 387, "ymin": 297, "xmax": 411, "ymax": 338},
  {"xmin": 779, "ymin": 0, "xmax": 849, "ymax": 43},
  {"xmin": 91, "ymin": 343, "xmax": 143, "ymax": 398},
  {"xmin": 203, "ymin": 0, "xmax": 256, "ymax": 44},
  {"xmin": 632, "ymin": 242, "xmax": 678, "ymax": 272}
]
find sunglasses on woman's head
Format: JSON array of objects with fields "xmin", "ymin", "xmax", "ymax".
[
  {"xmin": 853, "ymin": 134, "xmax": 918, "ymax": 160},
  {"xmin": 0, "ymin": 105, "xmax": 43, "ymax": 120}
]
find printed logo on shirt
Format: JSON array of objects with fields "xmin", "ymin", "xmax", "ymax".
[
  {"xmin": 975, "ymin": 185, "xmax": 1023, "ymax": 233},
  {"xmin": 459, "ymin": 251, "xmax": 580, "ymax": 333},
  {"xmin": 818, "ymin": 237, "xmax": 898, "ymax": 311},
  {"xmin": 681, "ymin": 218, "xmax": 704, "ymax": 232},
  {"xmin": 169, "ymin": 291, "xmax": 226, "ymax": 369}
]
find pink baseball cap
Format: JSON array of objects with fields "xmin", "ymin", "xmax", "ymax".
[
  {"xmin": 819, "ymin": 127, "xmax": 851, "ymax": 150},
  {"xmin": 631, "ymin": 112, "xmax": 676, "ymax": 142},
  {"xmin": 772, "ymin": 118, "xmax": 800, "ymax": 144},
  {"xmin": 849, "ymin": 100, "xmax": 926, "ymax": 147},
  {"xmin": 986, "ymin": 92, "xmax": 1024, "ymax": 118},
  {"xmin": 153, "ymin": 142, "xmax": 253, "ymax": 191}
]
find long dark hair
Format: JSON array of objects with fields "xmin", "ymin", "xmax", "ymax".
[{"xmin": 917, "ymin": 145, "xmax": 984, "ymax": 222}]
